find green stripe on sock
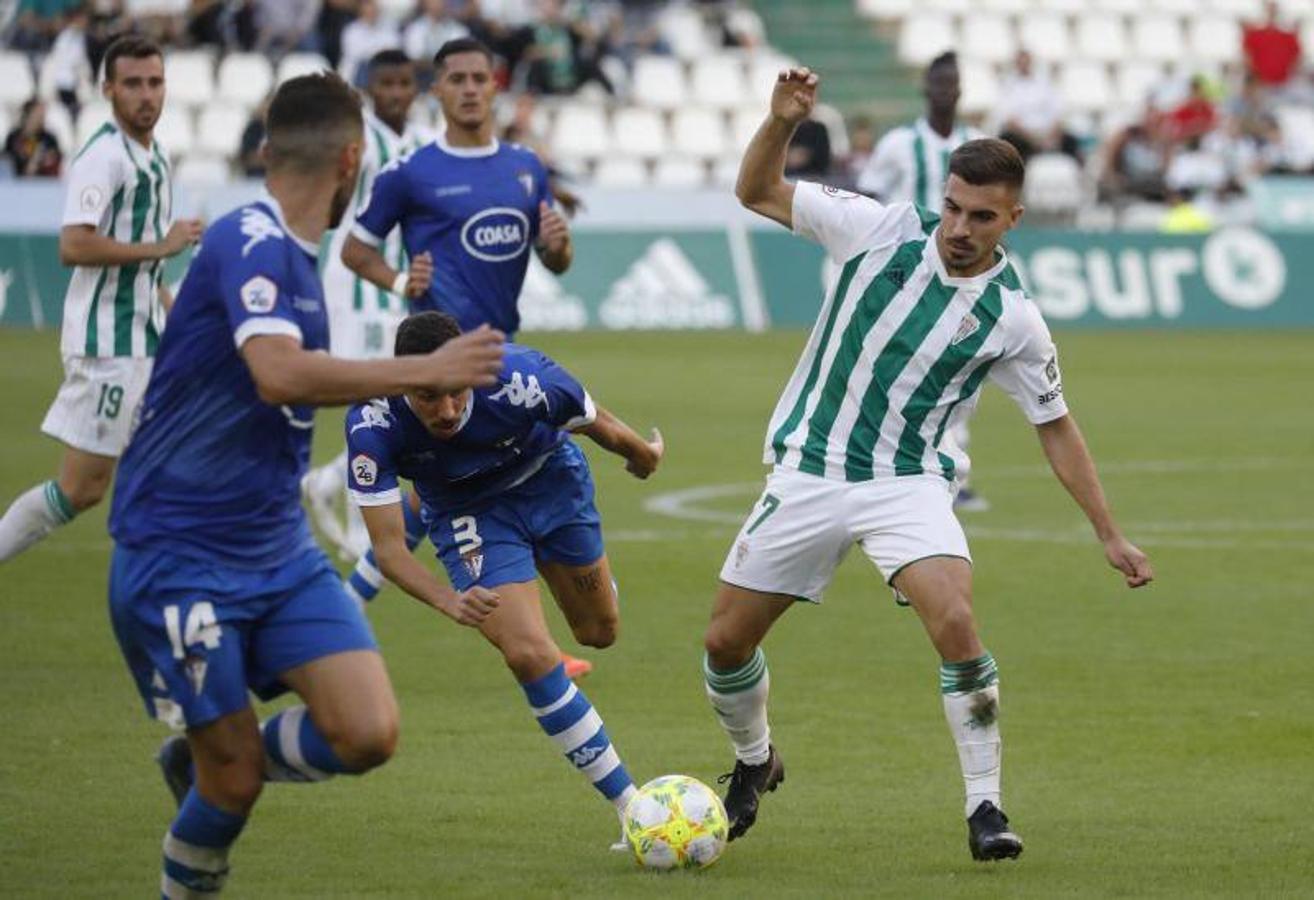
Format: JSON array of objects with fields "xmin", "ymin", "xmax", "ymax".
[
  {"xmin": 704, "ymin": 648, "xmax": 767, "ymax": 694},
  {"xmin": 939, "ymin": 652, "xmax": 998, "ymax": 694},
  {"xmin": 44, "ymin": 481, "xmax": 76, "ymax": 524}
]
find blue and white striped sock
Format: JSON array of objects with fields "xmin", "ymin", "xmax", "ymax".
[
  {"xmin": 523, "ymin": 662, "xmax": 637, "ymax": 812},
  {"xmin": 161, "ymin": 789, "xmax": 246, "ymax": 898},
  {"xmin": 260, "ymin": 706, "xmax": 354, "ymax": 782},
  {"xmin": 346, "ymin": 494, "xmax": 425, "ymax": 604}
]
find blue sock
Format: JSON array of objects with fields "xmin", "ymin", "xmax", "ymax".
[
  {"xmin": 162, "ymin": 788, "xmax": 246, "ymax": 897},
  {"xmin": 261, "ymin": 706, "xmax": 354, "ymax": 782},
  {"xmin": 346, "ymin": 494, "xmax": 424, "ymax": 604},
  {"xmin": 522, "ymin": 663, "xmax": 636, "ymax": 812}
]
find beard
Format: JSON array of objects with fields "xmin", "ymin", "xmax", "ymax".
[{"xmin": 327, "ymin": 178, "xmax": 353, "ymax": 229}]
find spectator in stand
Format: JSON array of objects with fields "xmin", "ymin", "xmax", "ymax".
[
  {"xmin": 1243, "ymin": 1, "xmax": 1303, "ymax": 93},
  {"xmin": 404, "ymin": 0, "xmax": 471, "ymax": 65},
  {"xmin": 340, "ymin": 0, "xmax": 401, "ymax": 85},
  {"xmin": 1167, "ymin": 76, "xmax": 1219, "ymax": 144},
  {"xmin": 785, "ymin": 116, "xmax": 832, "ymax": 180},
  {"xmin": 992, "ymin": 50, "xmax": 1081, "ymax": 162},
  {"xmin": 840, "ymin": 115, "xmax": 876, "ymax": 189},
  {"xmin": 255, "ymin": 0, "xmax": 323, "ymax": 56},
  {"xmin": 524, "ymin": 0, "xmax": 615, "ymax": 96},
  {"xmin": 238, "ymin": 95, "xmax": 270, "ymax": 178},
  {"xmin": 4, "ymin": 99, "xmax": 64, "ymax": 178},
  {"xmin": 720, "ymin": 1, "xmax": 765, "ymax": 51},
  {"xmin": 86, "ymin": 0, "xmax": 130, "ymax": 73},
  {"xmin": 10, "ymin": 0, "xmax": 81, "ymax": 53},
  {"xmin": 1099, "ymin": 119, "xmax": 1168, "ymax": 203},
  {"xmin": 47, "ymin": 5, "xmax": 92, "ymax": 117}
]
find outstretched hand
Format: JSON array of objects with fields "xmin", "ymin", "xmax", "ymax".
[
  {"xmin": 1104, "ymin": 536, "xmax": 1153, "ymax": 588},
  {"xmin": 425, "ymin": 324, "xmax": 505, "ymax": 392},
  {"xmin": 771, "ymin": 67, "xmax": 819, "ymax": 125}
]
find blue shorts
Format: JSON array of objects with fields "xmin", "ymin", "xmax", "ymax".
[
  {"xmin": 109, "ymin": 544, "xmax": 377, "ymax": 729},
  {"xmin": 428, "ymin": 441, "xmax": 605, "ymax": 590}
]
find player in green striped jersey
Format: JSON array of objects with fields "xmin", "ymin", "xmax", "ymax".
[
  {"xmin": 703, "ymin": 67, "xmax": 1154, "ymax": 861},
  {"xmin": 0, "ymin": 36, "xmax": 201, "ymax": 564}
]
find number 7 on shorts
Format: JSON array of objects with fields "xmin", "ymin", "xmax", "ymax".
[{"xmin": 746, "ymin": 492, "xmax": 780, "ymax": 535}]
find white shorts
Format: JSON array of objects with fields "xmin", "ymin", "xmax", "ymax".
[
  {"xmin": 718, "ymin": 466, "xmax": 971, "ymax": 603},
  {"xmin": 323, "ymin": 263, "xmax": 406, "ymax": 360},
  {"xmin": 41, "ymin": 355, "xmax": 153, "ymax": 457}
]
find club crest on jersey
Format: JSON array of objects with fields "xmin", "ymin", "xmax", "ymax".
[
  {"xmin": 1045, "ymin": 355, "xmax": 1059, "ymax": 384},
  {"xmin": 461, "ymin": 207, "xmax": 530, "ymax": 262},
  {"xmin": 462, "ymin": 550, "xmax": 484, "ymax": 580},
  {"xmin": 951, "ymin": 312, "xmax": 980, "ymax": 345},
  {"xmin": 183, "ymin": 654, "xmax": 208, "ymax": 695},
  {"xmin": 735, "ymin": 541, "xmax": 749, "ymax": 568},
  {"xmin": 517, "ymin": 171, "xmax": 535, "ymax": 197},
  {"xmin": 240, "ymin": 275, "xmax": 277, "ymax": 313},
  {"xmin": 351, "ymin": 453, "xmax": 378, "ymax": 486}
]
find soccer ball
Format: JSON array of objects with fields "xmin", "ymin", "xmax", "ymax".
[{"xmin": 623, "ymin": 775, "xmax": 729, "ymax": 870}]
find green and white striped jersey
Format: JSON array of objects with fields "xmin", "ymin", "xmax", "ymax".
[
  {"xmin": 324, "ymin": 109, "xmax": 429, "ymax": 324},
  {"xmin": 857, "ymin": 118, "xmax": 983, "ymax": 210},
  {"xmin": 766, "ymin": 182, "xmax": 1068, "ymax": 484},
  {"xmin": 60, "ymin": 121, "xmax": 172, "ymax": 358}
]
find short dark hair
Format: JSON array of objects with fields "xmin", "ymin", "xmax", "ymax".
[
  {"xmin": 395, "ymin": 311, "xmax": 462, "ymax": 356},
  {"xmin": 103, "ymin": 35, "xmax": 162, "ymax": 82},
  {"xmin": 948, "ymin": 138, "xmax": 1025, "ymax": 192},
  {"xmin": 264, "ymin": 72, "xmax": 362, "ymax": 172},
  {"xmin": 368, "ymin": 49, "xmax": 413, "ymax": 78},
  {"xmin": 433, "ymin": 37, "xmax": 494, "ymax": 71},
  {"xmin": 926, "ymin": 51, "xmax": 957, "ymax": 76}
]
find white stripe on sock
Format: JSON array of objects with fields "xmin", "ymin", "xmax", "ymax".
[
  {"xmin": 279, "ymin": 707, "xmax": 331, "ymax": 782},
  {"xmin": 530, "ymin": 682, "xmax": 578, "ymax": 718},
  {"xmin": 161, "ymin": 872, "xmax": 215, "ymax": 898},
  {"xmin": 355, "ymin": 556, "xmax": 384, "ymax": 589},
  {"xmin": 550, "ymin": 708, "xmax": 603, "ymax": 751},
  {"xmin": 579, "ymin": 745, "xmax": 620, "ymax": 783},
  {"xmin": 163, "ymin": 833, "xmax": 228, "ymax": 874}
]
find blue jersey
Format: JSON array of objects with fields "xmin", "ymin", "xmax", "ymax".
[
  {"xmin": 344, "ymin": 344, "xmax": 595, "ymax": 513},
  {"xmin": 110, "ymin": 195, "xmax": 328, "ymax": 568},
  {"xmin": 351, "ymin": 135, "xmax": 552, "ymax": 337}
]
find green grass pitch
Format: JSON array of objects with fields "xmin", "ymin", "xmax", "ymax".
[{"xmin": 1, "ymin": 327, "xmax": 1311, "ymax": 898}]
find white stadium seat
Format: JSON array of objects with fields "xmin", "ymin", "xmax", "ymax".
[
  {"xmin": 731, "ymin": 106, "xmax": 766, "ymax": 152},
  {"xmin": 1023, "ymin": 152, "xmax": 1083, "ymax": 218},
  {"xmin": 690, "ymin": 55, "xmax": 748, "ymax": 110},
  {"xmin": 196, "ymin": 103, "xmax": 248, "ymax": 158},
  {"xmin": 592, "ymin": 157, "xmax": 648, "ymax": 189},
  {"xmin": 961, "ymin": 14, "xmax": 1017, "ymax": 66},
  {"xmin": 216, "ymin": 53, "xmax": 273, "ymax": 110},
  {"xmin": 711, "ymin": 155, "xmax": 740, "ymax": 188},
  {"xmin": 1038, "ymin": 0, "xmax": 1085, "ymax": 13},
  {"xmin": 164, "ymin": 51, "xmax": 214, "ymax": 108},
  {"xmin": 1017, "ymin": 15, "xmax": 1071, "ymax": 64},
  {"xmin": 926, "ymin": 0, "xmax": 971, "ymax": 13},
  {"xmin": 1189, "ymin": 17, "xmax": 1242, "ymax": 64},
  {"xmin": 671, "ymin": 107, "xmax": 729, "ymax": 160},
  {"xmin": 550, "ymin": 104, "xmax": 611, "ymax": 162},
  {"xmin": 898, "ymin": 14, "xmax": 957, "ymax": 67},
  {"xmin": 75, "ymin": 101, "xmax": 112, "ymax": 148},
  {"xmin": 1059, "ymin": 61, "xmax": 1113, "ymax": 113},
  {"xmin": 154, "ymin": 107, "xmax": 195, "ymax": 159},
  {"xmin": 958, "ymin": 60, "xmax": 1001, "ymax": 116},
  {"xmin": 855, "ymin": 0, "xmax": 915, "ymax": 21},
  {"xmin": 747, "ymin": 54, "xmax": 795, "ymax": 103},
  {"xmin": 276, "ymin": 53, "xmax": 332, "ymax": 85},
  {"xmin": 1075, "ymin": 15, "xmax": 1128, "ymax": 64},
  {"xmin": 611, "ymin": 107, "xmax": 668, "ymax": 160},
  {"xmin": 1209, "ymin": 0, "xmax": 1263, "ymax": 16},
  {"xmin": 175, "ymin": 154, "xmax": 230, "ymax": 187},
  {"xmin": 377, "ymin": 0, "xmax": 413, "ymax": 19},
  {"xmin": 659, "ymin": 6, "xmax": 714, "ymax": 61},
  {"xmin": 1151, "ymin": 0, "xmax": 1199, "ymax": 15},
  {"xmin": 1094, "ymin": 0, "xmax": 1142, "ymax": 12},
  {"xmin": 652, "ymin": 157, "xmax": 707, "ymax": 188},
  {"xmin": 1131, "ymin": 16, "xmax": 1185, "ymax": 64},
  {"xmin": 631, "ymin": 55, "xmax": 687, "ymax": 112},
  {"xmin": 42, "ymin": 101, "xmax": 74, "ymax": 154},
  {"xmin": 1115, "ymin": 61, "xmax": 1166, "ymax": 109},
  {"xmin": 0, "ymin": 52, "xmax": 36, "ymax": 107},
  {"xmin": 980, "ymin": 0, "xmax": 1032, "ymax": 12}
]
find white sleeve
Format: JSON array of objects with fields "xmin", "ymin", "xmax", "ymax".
[
  {"xmin": 790, "ymin": 180, "xmax": 901, "ymax": 264},
  {"xmin": 61, "ymin": 143, "xmax": 119, "ymax": 229},
  {"xmin": 988, "ymin": 299, "xmax": 1069, "ymax": 425},
  {"xmin": 856, "ymin": 130, "xmax": 903, "ymax": 200}
]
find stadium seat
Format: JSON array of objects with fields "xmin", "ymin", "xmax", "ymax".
[
  {"xmin": 1038, "ymin": 0, "xmax": 1085, "ymax": 13},
  {"xmin": 747, "ymin": 54, "xmax": 795, "ymax": 103},
  {"xmin": 1093, "ymin": 0, "xmax": 1142, "ymax": 12},
  {"xmin": 1017, "ymin": 15, "xmax": 1071, "ymax": 64},
  {"xmin": 979, "ymin": 0, "xmax": 1030, "ymax": 12},
  {"xmin": 1058, "ymin": 61, "xmax": 1113, "ymax": 113},
  {"xmin": 611, "ymin": 107, "xmax": 669, "ymax": 160},
  {"xmin": 592, "ymin": 157, "xmax": 648, "ymax": 189},
  {"xmin": 1115, "ymin": 61, "xmax": 1166, "ymax": 109},
  {"xmin": 1187, "ymin": 17, "xmax": 1242, "ymax": 64},
  {"xmin": 276, "ymin": 53, "xmax": 332, "ymax": 85},
  {"xmin": 652, "ymin": 157, "xmax": 707, "ymax": 188},
  {"xmin": 711, "ymin": 155, "xmax": 741, "ymax": 188},
  {"xmin": 1075, "ymin": 14, "xmax": 1128, "ymax": 64},
  {"xmin": 958, "ymin": 61, "xmax": 1001, "ymax": 116},
  {"xmin": 1130, "ymin": 16, "xmax": 1185, "ymax": 64},
  {"xmin": 196, "ymin": 104, "xmax": 248, "ymax": 158},
  {"xmin": 691, "ymin": 54, "xmax": 748, "ymax": 110},
  {"xmin": 0, "ymin": 53, "xmax": 35, "ymax": 108},
  {"xmin": 898, "ymin": 14, "xmax": 957, "ymax": 67},
  {"xmin": 175, "ymin": 154, "xmax": 230, "ymax": 186},
  {"xmin": 164, "ymin": 51, "xmax": 215, "ymax": 109},
  {"xmin": 550, "ymin": 104, "xmax": 611, "ymax": 163},
  {"xmin": 216, "ymin": 53, "xmax": 274, "ymax": 110},
  {"xmin": 671, "ymin": 107, "xmax": 729, "ymax": 160},
  {"xmin": 1151, "ymin": 0, "xmax": 1199, "ymax": 15},
  {"xmin": 631, "ymin": 55, "xmax": 688, "ymax": 112},
  {"xmin": 75, "ymin": 101, "xmax": 112, "ymax": 147},
  {"xmin": 1275, "ymin": 105, "xmax": 1314, "ymax": 170},
  {"xmin": 961, "ymin": 13, "xmax": 1017, "ymax": 66},
  {"xmin": 926, "ymin": 0, "xmax": 971, "ymax": 13},
  {"xmin": 855, "ymin": 0, "xmax": 914, "ymax": 19},
  {"xmin": 1022, "ymin": 152, "xmax": 1083, "ymax": 218},
  {"xmin": 377, "ymin": 0, "xmax": 413, "ymax": 18},
  {"xmin": 154, "ymin": 107, "xmax": 195, "ymax": 159},
  {"xmin": 659, "ymin": 6, "xmax": 714, "ymax": 61},
  {"xmin": 731, "ymin": 106, "xmax": 766, "ymax": 152},
  {"xmin": 1119, "ymin": 201, "xmax": 1169, "ymax": 230},
  {"xmin": 42, "ymin": 101, "xmax": 74, "ymax": 155},
  {"xmin": 1208, "ymin": 0, "xmax": 1262, "ymax": 15}
]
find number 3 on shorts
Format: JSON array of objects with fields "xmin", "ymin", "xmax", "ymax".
[
  {"xmin": 451, "ymin": 515, "xmax": 482, "ymax": 555},
  {"xmin": 746, "ymin": 492, "xmax": 781, "ymax": 535}
]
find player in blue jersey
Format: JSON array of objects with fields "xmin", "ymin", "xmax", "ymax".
[
  {"xmin": 345, "ymin": 310, "xmax": 664, "ymax": 845},
  {"xmin": 107, "ymin": 74, "xmax": 504, "ymax": 897}
]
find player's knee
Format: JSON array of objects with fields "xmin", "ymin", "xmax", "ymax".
[
  {"xmin": 573, "ymin": 611, "xmax": 618, "ymax": 649},
  {"xmin": 928, "ymin": 600, "xmax": 978, "ymax": 652},
  {"xmin": 198, "ymin": 753, "xmax": 264, "ymax": 813},
  {"xmin": 332, "ymin": 711, "xmax": 399, "ymax": 772},
  {"xmin": 703, "ymin": 622, "xmax": 755, "ymax": 671},
  {"xmin": 502, "ymin": 640, "xmax": 560, "ymax": 683},
  {"xmin": 61, "ymin": 473, "xmax": 109, "ymax": 511}
]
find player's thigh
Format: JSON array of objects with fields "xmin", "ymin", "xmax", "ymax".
[
  {"xmin": 431, "ymin": 502, "xmax": 539, "ymax": 595},
  {"xmin": 537, "ymin": 554, "xmax": 617, "ymax": 642},
  {"xmin": 279, "ymin": 649, "xmax": 399, "ymax": 756},
  {"xmin": 41, "ymin": 356, "xmax": 150, "ymax": 462},
  {"xmin": 704, "ymin": 581, "xmax": 796, "ymax": 669},
  {"xmin": 890, "ymin": 555, "xmax": 981, "ymax": 661},
  {"xmin": 855, "ymin": 475, "xmax": 972, "ymax": 603},
  {"xmin": 474, "ymin": 579, "xmax": 561, "ymax": 682},
  {"xmin": 56, "ymin": 444, "xmax": 117, "ymax": 509}
]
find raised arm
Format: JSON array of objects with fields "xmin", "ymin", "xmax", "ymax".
[
  {"xmin": 735, "ymin": 66, "xmax": 819, "ymax": 228},
  {"xmin": 240, "ymin": 325, "xmax": 504, "ymax": 406},
  {"xmin": 575, "ymin": 405, "xmax": 663, "ymax": 479},
  {"xmin": 1035, "ymin": 413, "xmax": 1153, "ymax": 588},
  {"xmin": 358, "ymin": 501, "xmax": 499, "ymax": 625}
]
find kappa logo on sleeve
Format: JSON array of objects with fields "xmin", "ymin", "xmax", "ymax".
[
  {"xmin": 350, "ymin": 400, "xmax": 392, "ymax": 434},
  {"xmin": 351, "ymin": 453, "xmax": 378, "ymax": 486},
  {"xmin": 488, "ymin": 371, "xmax": 548, "ymax": 410},
  {"xmin": 239, "ymin": 207, "xmax": 285, "ymax": 256},
  {"xmin": 240, "ymin": 276, "xmax": 277, "ymax": 314}
]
